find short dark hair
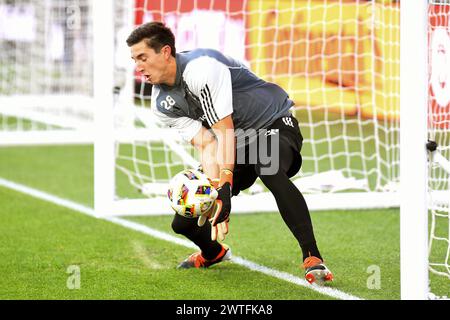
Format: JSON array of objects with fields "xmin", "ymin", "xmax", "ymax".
[{"xmin": 126, "ymin": 22, "xmax": 176, "ymax": 57}]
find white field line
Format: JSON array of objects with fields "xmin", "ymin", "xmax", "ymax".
[{"xmin": 0, "ymin": 177, "xmax": 363, "ymax": 300}]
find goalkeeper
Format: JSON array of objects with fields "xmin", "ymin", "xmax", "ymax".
[{"xmin": 127, "ymin": 22, "xmax": 333, "ymax": 284}]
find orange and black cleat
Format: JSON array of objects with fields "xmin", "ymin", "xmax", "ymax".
[
  {"xmin": 177, "ymin": 244, "xmax": 231, "ymax": 269},
  {"xmin": 303, "ymin": 256, "xmax": 334, "ymax": 285}
]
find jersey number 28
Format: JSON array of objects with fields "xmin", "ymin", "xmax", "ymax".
[{"xmin": 161, "ymin": 96, "xmax": 176, "ymax": 110}]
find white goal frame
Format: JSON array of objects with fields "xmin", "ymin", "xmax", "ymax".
[{"xmin": 400, "ymin": 0, "xmax": 429, "ymax": 300}]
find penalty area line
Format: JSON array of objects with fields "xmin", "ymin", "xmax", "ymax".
[{"xmin": 0, "ymin": 177, "xmax": 362, "ymax": 300}]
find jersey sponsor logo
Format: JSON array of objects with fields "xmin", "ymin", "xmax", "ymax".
[
  {"xmin": 265, "ymin": 129, "xmax": 279, "ymax": 136},
  {"xmin": 282, "ymin": 117, "xmax": 294, "ymax": 128},
  {"xmin": 160, "ymin": 95, "xmax": 176, "ymax": 110}
]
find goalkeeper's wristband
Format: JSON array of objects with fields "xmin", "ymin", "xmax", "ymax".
[
  {"xmin": 219, "ymin": 168, "xmax": 233, "ymax": 188},
  {"xmin": 210, "ymin": 178, "xmax": 220, "ymax": 189}
]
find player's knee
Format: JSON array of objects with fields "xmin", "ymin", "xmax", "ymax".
[
  {"xmin": 286, "ymin": 153, "xmax": 302, "ymax": 178},
  {"xmin": 171, "ymin": 215, "xmax": 195, "ymax": 235},
  {"xmin": 255, "ymin": 160, "xmax": 289, "ymax": 179}
]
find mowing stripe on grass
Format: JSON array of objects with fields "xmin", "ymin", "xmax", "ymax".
[{"xmin": 0, "ymin": 177, "xmax": 362, "ymax": 300}]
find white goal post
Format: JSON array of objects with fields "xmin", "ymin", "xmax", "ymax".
[{"xmin": 400, "ymin": 0, "xmax": 429, "ymax": 301}]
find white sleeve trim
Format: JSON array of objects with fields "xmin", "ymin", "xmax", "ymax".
[{"xmin": 183, "ymin": 56, "xmax": 233, "ymax": 127}]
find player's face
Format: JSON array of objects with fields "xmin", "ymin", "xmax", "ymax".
[{"xmin": 131, "ymin": 40, "xmax": 171, "ymax": 85}]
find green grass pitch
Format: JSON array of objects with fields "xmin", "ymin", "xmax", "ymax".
[{"xmin": 0, "ymin": 145, "xmax": 447, "ymax": 299}]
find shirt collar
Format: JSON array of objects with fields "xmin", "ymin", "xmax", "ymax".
[{"xmin": 174, "ymin": 53, "xmax": 182, "ymax": 87}]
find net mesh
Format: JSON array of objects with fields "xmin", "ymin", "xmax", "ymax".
[
  {"xmin": 117, "ymin": 0, "xmax": 400, "ymax": 198},
  {"xmin": 0, "ymin": 0, "xmax": 93, "ymax": 132},
  {"xmin": 427, "ymin": 1, "xmax": 450, "ymax": 298}
]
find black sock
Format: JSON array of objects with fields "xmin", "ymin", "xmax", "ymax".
[
  {"xmin": 289, "ymin": 224, "xmax": 323, "ymax": 261},
  {"xmin": 300, "ymin": 242, "xmax": 322, "ymax": 262},
  {"xmin": 258, "ymin": 169, "xmax": 323, "ymax": 262},
  {"xmin": 171, "ymin": 214, "xmax": 222, "ymax": 260}
]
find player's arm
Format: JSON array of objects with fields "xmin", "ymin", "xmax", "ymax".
[
  {"xmin": 190, "ymin": 125, "xmax": 219, "ymax": 179},
  {"xmin": 208, "ymin": 115, "xmax": 234, "ymax": 241},
  {"xmin": 189, "ymin": 119, "xmax": 235, "ymax": 194},
  {"xmin": 211, "ymin": 114, "xmax": 235, "ymax": 185},
  {"xmin": 184, "ymin": 55, "xmax": 234, "ymax": 183},
  {"xmin": 184, "ymin": 56, "xmax": 234, "ymax": 239},
  {"xmin": 189, "ymin": 124, "xmax": 229, "ymax": 239}
]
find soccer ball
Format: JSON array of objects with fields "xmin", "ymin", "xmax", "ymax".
[{"xmin": 167, "ymin": 169, "xmax": 218, "ymax": 218}]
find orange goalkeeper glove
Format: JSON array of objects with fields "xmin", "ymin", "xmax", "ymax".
[
  {"xmin": 197, "ymin": 199, "xmax": 229, "ymax": 241},
  {"xmin": 210, "ymin": 169, "xmax": 233, "ymax": 241},
  {"xmin": 197, "ymin": 169, "xmax": 233, "ymax": 241}
]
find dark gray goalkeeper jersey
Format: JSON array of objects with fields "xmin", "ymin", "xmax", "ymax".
[{"xmin": 152, "ymin": 48, "xmax": 293, "ymax": 147}]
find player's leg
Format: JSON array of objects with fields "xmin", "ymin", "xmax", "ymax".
[
  {"xmin": 171, "ymin": 214, "xmax": 221, "ymax": 259},
  {"xmin": 172, "ymin": 164, "xmax": 255, "ymax": 268},
  {"xmin": 255, "ymin": 115, "xmax": 333, "ymax": 283},
  {"xmin": 255, "ymin": 135, "xmax": 322, "ymax": 261},
  {"xmin": 172, "ymin": 214, "xmax": 231, "ymax": 268}
]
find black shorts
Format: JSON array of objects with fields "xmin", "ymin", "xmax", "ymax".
[{"xmin": 231, "ymin": 114, "xmax": 303, "ymax": 196}]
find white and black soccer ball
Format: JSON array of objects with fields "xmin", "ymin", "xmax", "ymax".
[{"xmin": 167, "ymin": 169, "xmax": 218, "ymax": 218}]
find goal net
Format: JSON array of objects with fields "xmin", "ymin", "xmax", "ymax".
[
  {"xmin": 0, "ymin": 1, "xmax": 416, "ymax": 213},
  {"xmin": 427, "ymin": 0, "xmax": 450, "ymax": 299},
  {"xmin": 0, "ymin": 0, "xmax": 95, "ymax": 145},
  {"xmin": 106, "ymin": 0, "xmax": 402, "ymax": 216},
  {"xmin": 0, "ymin": 1, "xmax": 402, "ymax": 210}
]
